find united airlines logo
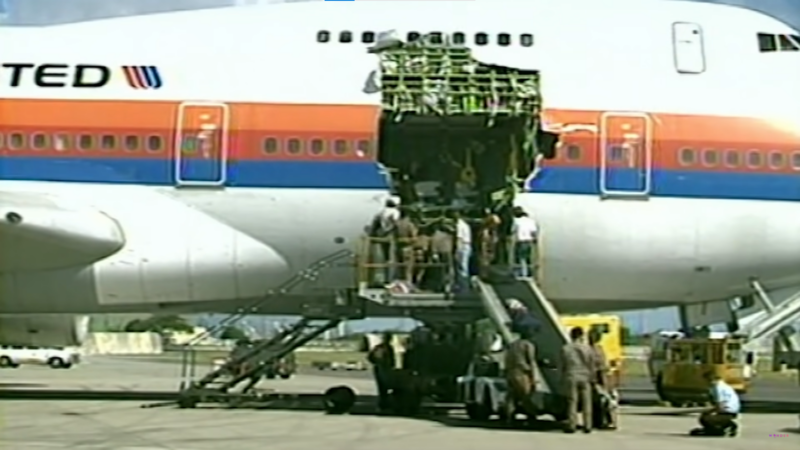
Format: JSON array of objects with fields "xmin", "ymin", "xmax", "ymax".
[{"xmin": 121, "ymin": 65, "xmax": 163, "ymax": 90}]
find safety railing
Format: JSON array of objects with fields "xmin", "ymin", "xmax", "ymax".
[{"xmin": 356, "ymin": 236, "xmax": 452, "ymax": 290}]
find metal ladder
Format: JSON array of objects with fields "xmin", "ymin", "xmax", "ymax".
[
  {"xmin": 173, "ymin": 249, "xmax": 356, "ymax": 406},
  {"xmin": 472, "ymin": 275, "xmax": 569, "ymax": 418}
]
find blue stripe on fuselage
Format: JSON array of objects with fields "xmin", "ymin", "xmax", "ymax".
[{"xmin": 0, "ymin": 157, "xmax": 798, "ymax": 201}]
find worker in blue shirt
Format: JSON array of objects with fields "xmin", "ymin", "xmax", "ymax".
[{"xmin": 691, "ymin": 370, "xmax": 740, "ymax": 437}]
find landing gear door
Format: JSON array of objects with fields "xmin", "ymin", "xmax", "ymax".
[
  {"xmin": 598, "ymin": 112, "xmax": 652, "ymax": 198},
  {"xmin": 174, "ymin": 102, "xmax": 230, "ymax": 187}
]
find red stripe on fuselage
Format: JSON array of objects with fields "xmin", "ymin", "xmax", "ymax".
[{"xmin": 0, "ymin": 99, "xmax": 796, "ymax": 174}]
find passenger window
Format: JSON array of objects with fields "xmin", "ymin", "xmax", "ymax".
[
  {"xmin": 452, "ymin": 32, "xmax": 465, "ymax": 45},
  {"xmin": 361, "ymin": 31, "xmax": 375, "ymax": 44},
  {"xmin": 565, "ymin": 145, "xmax": 581, "ymax": 161},
  {"xmin": 778, "ymin": 35, "xmax": 799, "ymax": 51},
  {"xmin": 356, "ymin": 139, "xmax": 372, "ymax": 157},
  {"xmin": 146, "ymin": 135, "xmax": 162, "ymax": 152},
  {"xmin": 407, "ymin": 32, "xmax": 420, "ymax": 42},
  {"xmin": 497, "ymin": 33, "xmax": 511, "ymax": 46},
  {"xmin": 339, "ymin": 31, "xmax": 352, "ymax": 43},
  {"xmin": 287, "ymin": 138, "xmax": 302, "ymax": 154},
  {"xmin": 317, "ymin": 31, "xmax": 330, "ymax": 43},
  {"xmin": 520, "ymin": 33, "xmax": 534, "ymax": 47},
  {"xmin": 78, "ymin": 134, "xmax": 93, "ymax": 150},
  {"xmin": 679, "ymin": 148, "xmax": 696, "ymax": 165},
  {"xmin": 8, "ymin": 133, "xmax": 25, "ymax": 150},
  {"xmin": 769, "ymin": 151, "xmax": 785, "ymax": 169},
  {"xmin": 701, "ymin": 149, "xmax": 718, "ymax": 166},
  {"xmin": 124, "ymin": 135, "xmax": 139, "ymax": 151},
  {"xmin": 746, "ymin": 150, "xmax": 762, "ymax": 167},
  {"xmin": 607, "ymin": 145, "xmax": 626, "ymax": 162},
  {"xmin": 792, "ymin": 152, "xmax": 800, "ymax": 171},
  {"xmin": 263, "ymin": 137, "xmax": 279, "ymax": 154},
  {"xmin": 309, "ymin": 139, "xmax": 326, "ymax": 155},
  {"xmin": 0, "ymin": 133, "xmax": 3, "ymax": 149},
  {"xmin": 475, "ymin": 33, "xmax": 488, "ymax": 46},
  {"xmin": 333, "ymin": 139, "xmax": 348, "ymax": 156},
  {"xmin": 53, "ymin": 134, "xmax": 70, "ymax": 151},
  {"xmin": 428, "ymin": 32, "xmax": 443, "ymax": 45},
  {"xmin": 100, "ymin": 135, "xmax": 116, "ymax": 151},
  {"xmin": 31, "ymin": 133, "xmax": 48, "ymax": 150},
  {"xmin": 724, "ymin": 150, "xmax": 740, "ymax": 167},
  {"xmin": 758, "ymin": 33, "xmax": 777, "ymax": 52}
]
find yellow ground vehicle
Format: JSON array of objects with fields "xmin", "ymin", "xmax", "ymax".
[
  {"xmin": 560, "ymin": 315, "xmax": 623, "ymax": 385},
  {"xmin": 650, "ymin": 336, "xmax": 750, "ymax": 406}
]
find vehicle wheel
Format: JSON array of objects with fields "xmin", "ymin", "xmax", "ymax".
[
  {"xmin": 61, "ymin": 363, "xmax": 73, "ymax": 369},
  {"xmin": 654, "ymin": 374, "xmax": 667, "ymax": 401},
  {"xmin": 47, "ymin": 357, "xmax": 66, "ymax": 369},
  {"xmin": 280, "ymin": 373, "xmax": 291, "ymax": 379},
  {"xmin": 265, "ymin": 373, "xmax": 276, "ymax": 379},
  {"xmin": 466, "ymin": 388, "xmax": 492, "ymax": 421},
  {"xmin": 0, "ymin": 356, "xmax": 13, "ymax": 368}
]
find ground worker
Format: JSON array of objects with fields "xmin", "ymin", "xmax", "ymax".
[
  {"xmin": 429, "ymin": 220, "xmax": 454, "ymax": 292},
  {"xmin": 588, "ymin": 328, "xmax": 617, "ymax": 430},
  {"xmin": 479, "ymin": 213, "xmax": 501, "ymax": 278},
  {"xmin": 367, "ymin": 332, "xmax": 396, "ymax": 413},
  {"xmin": 452, "ymin": 210, "xmax": 472, "ymax": 292},
  {"xmin": 394, "ymin": 208, "xmax": 418, "ymax": 282},
  {"xmin": 369, "ymin": 197, "xmax": 401, "ymax": 282},
  {"xmin": 561, "ymin": 326, "xmax": 599, "ymax": 433},
  {"xmin": 511, "ymin": 206, "xmax": 538, "ymax": 278},
  {"xmin": 690, "ymin": 370, "xmax": 740, "ymax": 437},
  {"xmin": 503, "ymin": 324, "xmax": 539, "ymax": 425}
]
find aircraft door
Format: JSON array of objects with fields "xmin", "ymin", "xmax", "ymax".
[
  {"xmin": 672, "ymin": 22, "xmax": 706, "ymax": 74},
  {"xmin": 174, "ymin": 102, "xmax": 230, "ymax": 187},
  {"xmin": 599, "ymin": 112, "xmax": 652, "ymax": 198}
]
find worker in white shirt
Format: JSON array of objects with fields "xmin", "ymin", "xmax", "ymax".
[
  {"xmin": 369, "ymin": 196, "xmax": 401, "ymax": 282},
  {"xmin": 690, "ymin": 370, "xmax": 741, "ymax": 437},
  {"xmin": 452, "ymin": 210, "xmax": 472, "ymax": 293},
  {"xmin": 510, "ymin": 206, "xmax": 539, "ymax": 278}
]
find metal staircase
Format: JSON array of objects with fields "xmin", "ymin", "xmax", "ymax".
[
  {"xmin": 154, "ymin": 249, "xmax": 363, "ymax": 409},
  {"xmin": 472, "ymin": 276, "xmax": 569, "ymax": 417}
]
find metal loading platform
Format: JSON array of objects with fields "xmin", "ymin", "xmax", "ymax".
[
  {"xmin": 144, "ymin": 249, "xmax": 366, "ymax": 411},
  {"xmin": 741, "ymin": 280, "xmax": 800, "ymax": 369}
]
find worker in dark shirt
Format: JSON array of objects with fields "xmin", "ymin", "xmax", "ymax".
[{"xmin": 368, "ymin": 332, "xmax": 396, "ymax": 412}]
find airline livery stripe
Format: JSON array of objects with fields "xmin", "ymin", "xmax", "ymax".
[{"xmin": 121, "ymin": 66, "xmax": 163, "ymax": 90}]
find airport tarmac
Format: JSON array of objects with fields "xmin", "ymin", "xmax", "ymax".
[{"xmin": 0, "ymin": 357, "xmax": 797, "ymax": 449}]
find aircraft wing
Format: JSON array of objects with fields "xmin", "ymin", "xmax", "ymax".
[{"xmin": 0, "ymin": 190, "xmax": 125, "ymax": 272}]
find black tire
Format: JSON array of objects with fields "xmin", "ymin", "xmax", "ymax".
[
  {"xmin": 655, "ymin": 374, "xmax": 667, "ymax": 401},
  {"xmin": 466, "ymin": 388, "xmax": 492, "ymax": 421},
  {"xmin": 280, "ymin": 373, "xmax": 291, "ymax": 379},
  {"xmin": 47, "ymin": 357, "xmax": 66, "ymax": 369},
  {"xmin": 0, "ymin": 356, "xmax": 13, "ymax": 368},
  {"xmin": 265, "ymin": 373, "xmax": 276, "ymax": 379}
]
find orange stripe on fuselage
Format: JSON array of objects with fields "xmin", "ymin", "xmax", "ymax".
[{"xmin": 0, "ymin": 98, "xmax": 797, "ymax": 172}]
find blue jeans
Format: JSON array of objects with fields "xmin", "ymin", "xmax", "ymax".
[
  {"xmin": 455, "ymin": 244, "xmax": 472, "ymax": 292},
  {"xmin": 514, "ymin": 241, "xmax": 534, "ymax": 277}
]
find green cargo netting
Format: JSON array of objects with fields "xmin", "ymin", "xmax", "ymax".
[
  {"xmin": 375, "ymin": 38, "xmax": 543, "ymax": 178},
  {"xmin": 377, "ymin": 40, "xmax": 541, "ymax": 119}
]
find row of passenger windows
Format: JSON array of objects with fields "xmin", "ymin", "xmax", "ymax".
[
  {"xmin": 0, "ymin": 132, "xmax": 164, "ymax": 152},
  {"xmin": 0, "ymin": 132, "xmax": 375, "ymax": 158},
  {"xmin": 317, "ymin": 30, "xmax": 534, "ymax": 47},
  {"xmin": 757, "ymin": 32, "xmax": 800, "ymax": 52},
  {"xmin": 679, "ymin": 148, "xmax": 800, "ymax": 169},
  {"xmin": 563, "ymin": 145, "xmax": 800, "ymax": 170},
  {"xmin": 261, "ymin": 137, "xmax": 373, "ymax": 156}
]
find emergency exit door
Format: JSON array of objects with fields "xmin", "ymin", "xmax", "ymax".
[
  {"xmin": 174, "ymin": 102, "xmax": 229, "ymax": 186},
  {"xmin": 599, "ymin": 112, "xmax": 652, "ymax": 197}
]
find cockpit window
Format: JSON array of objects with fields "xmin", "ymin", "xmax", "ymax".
[
  {"xmin": 758, "ymin": 33, "xmax": 777, "ymax": 52},
  {"xmin": 778, "ymin": 34, "xmax": 799, "ymax": 51},
  {"xmin": 791, "ymin": 35, "xmax": 800, "ymax": 47}
]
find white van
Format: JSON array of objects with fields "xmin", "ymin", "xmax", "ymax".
[{"xmin": 0, "ymin": 345, "xmax": 80, "ymax": 369}]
